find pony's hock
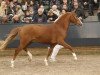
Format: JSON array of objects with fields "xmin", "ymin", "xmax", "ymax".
[{"xmin": 0, "ymin": 12, "xmax": 82, "ymax": 67}]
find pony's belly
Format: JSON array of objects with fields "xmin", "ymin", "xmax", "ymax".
[{"xmin": 32, "ymin": 38, "xmax": 51, "ymax": 44}]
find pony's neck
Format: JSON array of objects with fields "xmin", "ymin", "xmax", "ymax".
[{"xmin": 54, "ymin": 14, "xmax": 70, "ymax": 31}]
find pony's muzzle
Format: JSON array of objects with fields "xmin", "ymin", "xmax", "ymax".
[
  {"xmin": 80, "ymin": 23, "xmax": 83, "ymax": 26},
  {"xmin": 78, "ymin": 18, "xmax": 83, "ymax": 26}
]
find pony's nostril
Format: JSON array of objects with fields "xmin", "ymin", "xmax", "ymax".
[
  {"xmin": 80, "ymin": 23, "xmax": 83, "ymax": 26},
  {"xmin": 81, "ymin": 22, "xmax": 83, "ymax": 25}
]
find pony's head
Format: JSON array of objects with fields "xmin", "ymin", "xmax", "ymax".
[{"xmin": 69, "ymin": 12, "xmax": 83, "ymax": 26}]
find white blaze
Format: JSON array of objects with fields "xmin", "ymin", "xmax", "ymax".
[{"xmin": 78, "ymin": 18, "xmax": 83, "ymax": 25}]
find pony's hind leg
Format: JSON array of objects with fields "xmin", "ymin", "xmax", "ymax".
[
  {"xmin": 59, "ymin": 41, "xmax": 77, "ymax": 60},
  {"xmin": 24, "ymin": 49, "xmax": 32, "ymax": 62},
  {"xmin": 11, "ymin": 38, "xmax": 31, "ymax": 68},
  {"xmin": 11, "ymin": 47, "xmax": 22, "ymax": 68}
]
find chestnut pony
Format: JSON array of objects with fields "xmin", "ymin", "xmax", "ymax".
[{"xmin": 0, "ymin": 12, "xmax": 82, "ymax": 67}]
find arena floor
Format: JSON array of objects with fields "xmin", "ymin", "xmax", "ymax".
[{"xmin": 0, "ymin": 47, "xmax": 100, "ymax": 75}]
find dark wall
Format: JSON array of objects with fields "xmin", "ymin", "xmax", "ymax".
[
  {"xmin": 68, "ymin": 22, "xmax": 100, "ymax": 38},
  {"xmin": 0, "ymin": 22, "xmax": 100, "ymax": 47}
]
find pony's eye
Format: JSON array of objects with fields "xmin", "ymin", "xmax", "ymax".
[{"xmin": 76, "ymin": 15, "xmax": 78, "ymax": 18}]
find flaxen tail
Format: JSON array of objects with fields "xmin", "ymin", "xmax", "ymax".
[{"xmin": 0, "ymin": 27, "xmax": 21, "ymax": 51}]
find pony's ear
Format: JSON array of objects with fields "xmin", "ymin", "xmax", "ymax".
[
  {"xmin": 71, "ymin": 10, "xmax": 76, "ymax": 14},
  {"xmin": 71, "ymin": 10, "xmax": 77, "ymax": 15}
]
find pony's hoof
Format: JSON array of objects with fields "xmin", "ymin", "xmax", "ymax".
[
  {"xmin": 10, "ymin": 65, "xmax": 14, "ymax": 68},
  {"xmin": 45, "ymin": 63, "xmax": 48, "ymax": 66},
  {"xmin": 28, "ymin": 58, "xmax": 32, "ymax": 62},
  {"xmin": 44, "ymin": 61, "xmax": 48, "ymax": 66},
  {"xmin": 0, "ymin": 48, "xmax": 4, "ymax": 51},
  {"xmin": 49, "ymin": 58, "xmax": 56, "ymax": 62},
  {"xmin": 0, "ymin": 50, "xmax": 3, "ymax": 51},
  {"xmin": 44, "ymin": 58, "xmax": 48, "ymax": 66},
  {"xmin": 74, "ymin": 57, "xmax": 78, "ymax": 60}
]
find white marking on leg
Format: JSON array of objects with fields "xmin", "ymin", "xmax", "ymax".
[
  {"xmin": 27, "ymin": 51, "xmax": 32, "ymax": 61},
  {"xmin": 50, "ymin": 44, "xmax": 63, "ymax": 62},
  {"xmin": 44, "ymin": 58, "xmax": 48, "ymax": 66},
  {"xmin": 11, "ymin": 59, "xmax": 14, "ymax": 68},
  {"xmin": 48, "ymin": 47, "xmax": 50, "ymax": 50},
  {"xmin": 72, "ymin": 53, "xmax": 77, "ymax": 60}
]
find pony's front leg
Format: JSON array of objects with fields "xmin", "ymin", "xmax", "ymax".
[
  {"xmin": 11, "ymin": 59, "xmax": 15, "ymax": 68},
  {"xmin": 50, "ymin": 44, "xmax": 64, "ymax": 62},
  {"xmin": 44, "ymin": 58, "xmax": 48, "ymax": 66},
  {"xmin": 24, "ymin": 49, "xmax": 32, "ymax": 62},
  {"xmin": 72, "ymin": 53, "xmax": 77, "ymax": 60},
  {"xmin": 27, "ymin": 51, "xmax": 32, "ymax": 62},
  {"xmin": 44, "ymin": 47, "xmax": 51, "ymax": 66},
  {"xmin": 59, "ymin": 41, "xmax": 77, "ymax": 60},
  {"xmin": 44, "ymin": 46, "xmax": 54, "ymax": 66}
]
